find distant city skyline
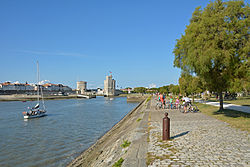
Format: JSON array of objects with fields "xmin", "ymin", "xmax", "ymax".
[{"xmin": 0, "ymin": 0, "xmax": 217, "ymax": 89}]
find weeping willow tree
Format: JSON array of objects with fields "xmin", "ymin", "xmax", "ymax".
[{"xmin": 174, "ymin": 0, "xmax": 249, "ymax": 110}]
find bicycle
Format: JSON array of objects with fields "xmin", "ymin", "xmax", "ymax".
[
  {"xmin": 179, "ymin": 104, "xmax": 185, "ymax": 113},
  {"xmin": 179, "ymin": 103, "xmax": 199, "ymax": 113},
  {"xmin": 188, "ymin": 103, "xmax": 199, "ymax": 113},
  {"xmin": 155, "ymin": 101, "xmax": 163, "ymax": 110},
  {"xmin": 164, "ymin": 101, "xmax": 171, "ymax": 109}
]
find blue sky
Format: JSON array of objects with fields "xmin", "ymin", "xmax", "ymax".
[{"xmin": 0, "ymin": 0, "xmax": 216, "ymax": 89}]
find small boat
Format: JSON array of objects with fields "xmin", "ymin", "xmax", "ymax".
[
  {"xmin": 23, "ymin": 104, "xmax": 46, "ymax": 119},
  {"xmin": 23, "ymin": 61, "xmax": 47, "ymax": 119},
  {"xmin": 77, "ymin": 94, "xmax": 90, "ymax": 99}
]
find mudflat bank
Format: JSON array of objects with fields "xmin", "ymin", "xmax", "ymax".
[
  {"xmin": 0, "ymin": 94, "xmax": 78, "ymax": 101},
  {"xmin": 68, "ymin": 96, "xmax": 150, "ymax": 167}
]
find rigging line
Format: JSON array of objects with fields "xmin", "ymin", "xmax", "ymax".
[
  {"xmin": 37, "ymin": 61, "xmax": 40, "ymax": 103},
  {"xmin": 40, "ymin": 86, "xmax": 46, "ymax": 110}
]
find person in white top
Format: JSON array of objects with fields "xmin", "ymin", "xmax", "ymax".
[{"xmin": 182, "ymin": 97, "xmax": 191, "ymax": 113}]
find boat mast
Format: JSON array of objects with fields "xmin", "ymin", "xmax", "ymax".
[{"xmin": 37, "ymin": 61, "xmax": 39, "ymax": 103}]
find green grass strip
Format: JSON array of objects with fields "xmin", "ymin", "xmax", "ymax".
[{"xmin": 196, "ymin": 103, "xmax": 250, "ymax": 132}]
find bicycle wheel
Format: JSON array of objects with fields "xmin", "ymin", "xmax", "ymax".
[{"xmin": 193, "ymin": 104, "xmax": 199, "ymax": 112}]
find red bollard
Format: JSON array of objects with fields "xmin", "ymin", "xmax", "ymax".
[{"xmin": 163, "ymin": 112, "xmax": 170, "ymax": 140}]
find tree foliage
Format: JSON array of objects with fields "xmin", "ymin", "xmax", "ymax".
[
  {"xmin": 179, "ymin": 72, "xmax": 204, "ymax": 96},
  {"xmin": 133, "ymin": 87, "xmax": 147, "ymax": 93},
  {"xmin": 147, "ymin": 88, "xmax": 158, "ymax": 93},
  {"xmin": 174, "ymin": 0, "xmax": 249, "ymax": 109},
  {"xmin": 158, "ymin": 86, "xmax": 169, "ymax": 94},
  {"xmin": 169, "ymin": 84, "xmax": 180, "ymax": 95}
]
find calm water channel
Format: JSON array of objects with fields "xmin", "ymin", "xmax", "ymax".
[{"xmin": 0, "ymin": 96, "xmax": 138, "ymax": 167}]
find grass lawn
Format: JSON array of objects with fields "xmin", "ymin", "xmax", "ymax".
[
  {"xmin": 207, "ymin": 96, "xmax": 250, "ymax": 106},
  {"xmin": 224, "ymin": 97, "xmax": 250, "ymax": 106},
  {"xmin": 196, "ymin": 103, "xmax": 250, "ymax": 132}
]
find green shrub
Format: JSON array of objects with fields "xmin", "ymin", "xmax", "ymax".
[
  {"xmin": 112, "ymin": 158, "xmax": 124, "ymax": 167},
  {"xmin": 121, "ymin": 140, "xmax": 131, "ymax": 148}
]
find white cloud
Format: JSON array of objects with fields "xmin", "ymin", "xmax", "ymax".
[
  {"xmin": 149, "ymin": 83, "xmax": 156, "ymax": 88},
  {"xmin": 38, "ymin": 80, "xmax": 50, "ymax": 85}
]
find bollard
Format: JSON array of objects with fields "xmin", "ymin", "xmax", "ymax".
[{"xmin": 163, "ymin": 112, "xmax": 170, "ymax": 140}]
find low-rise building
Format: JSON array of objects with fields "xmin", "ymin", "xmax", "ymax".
[
  {"xmin": 0, "ymin": 82, "xmax": 34, "ymax": 90},
  {"xmin": 121, "ymin": 88, "xmax": 133, "ymax": 94},
  {"xmin": 96, "ymin": 88, "xmax": 104, "ymax": 95},
  {"xmin": 43, "ymin": 83, "xmax": 72, "ymax": 91},
  {"xmin": 0, "ymin": 82, "xmax": 72, "ymax": 93}
]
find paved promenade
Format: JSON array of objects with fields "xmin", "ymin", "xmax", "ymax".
[{"xmin": 148, "ymin": 99, "xmax": 250, "ymax": 167}]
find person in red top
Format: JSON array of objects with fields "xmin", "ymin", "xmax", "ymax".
[
  {"xmin": 160, "ymin": 94, "xmax": 163, "ymax": 102},
  {"xmin": 160, "ymin": 94, "xmax": 165, "ymax": 108}
]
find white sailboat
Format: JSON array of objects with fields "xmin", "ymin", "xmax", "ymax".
[{"xmin": 22, "ymin": 61, "xmax": 47, "ymax": 119}]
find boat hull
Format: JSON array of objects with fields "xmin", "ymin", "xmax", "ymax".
[{"xmin": 23, "ymin": 113, "xmax": 46, "ymax": 119}]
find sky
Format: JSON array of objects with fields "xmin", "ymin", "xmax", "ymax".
[{"xmin": 0, "ymin": 0, "xmax": 220, "ymax": 89}]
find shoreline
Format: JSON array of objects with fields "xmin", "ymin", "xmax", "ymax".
[
  {"xmin": 0, "ymin": 93, "xmax": 149, "ymax": 102},
  {"xmin": 67, "ymin": 97, "xmax": 148, "ymax": 167},
  {"xmin": 0, "ymin": 94, "xmax": 79, "ymax": 101}
]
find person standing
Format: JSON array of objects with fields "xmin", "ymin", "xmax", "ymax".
[
  {"xmin": 175, "ymin": 97, "xmax": 180, "ymax": 109},
  {"xmin": 160, "ymin": 94, "xmax": 164, "ymax": 108},
  {"xmin": 170, "ymin": 96, "xmax": 173, "ymax": 109}
]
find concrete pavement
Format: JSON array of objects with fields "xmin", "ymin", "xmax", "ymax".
[{"xmin": 147, "ymin": 98, "xmax": 250, "ymax": 166}]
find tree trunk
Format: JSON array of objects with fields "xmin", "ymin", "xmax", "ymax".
[
  {"xmin": 219, "ymin": 92, "xmax": 223, "ymax": 111},
  {"xmin": 192, "ymin": 94, "xmax": 194, "ymax": 104}
]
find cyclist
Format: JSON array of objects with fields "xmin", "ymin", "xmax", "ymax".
[{"xmin": 182, "ymin": 97, "xmax": 191, "ymax": 113}]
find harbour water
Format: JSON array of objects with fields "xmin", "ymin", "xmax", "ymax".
[{"xmin": 0, "ymin": 96, "xmax": 138, "ymax": 167}]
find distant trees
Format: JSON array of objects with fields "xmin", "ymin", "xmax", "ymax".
[
  {"xmin": 133, "ymin": 87, "xmax": 147, "ymax": 93},
  {"xmin": 147, "ymin": 88, "xmax": 158, "ymax": 94},
  {"xmin": 152, "ymin": 85, "xmax": 180, "ymax": 95},
  {"xmin": 169, "ymin": 84, "xmax": 180, "ymax": 95},
  {"xmin": 174, "ymin": 0, "xmax": 249, "ymax": 110},
  {"xmin": 132, "ymin": 85, "xmax": 180, "ymax": 95},
  {"xmin": 158, "ymin": 86, "xmax": 169, "ymax": 94},
  {"xmin": 179, "ymin": 72, "xmax": 204, "ymax": 102}
]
